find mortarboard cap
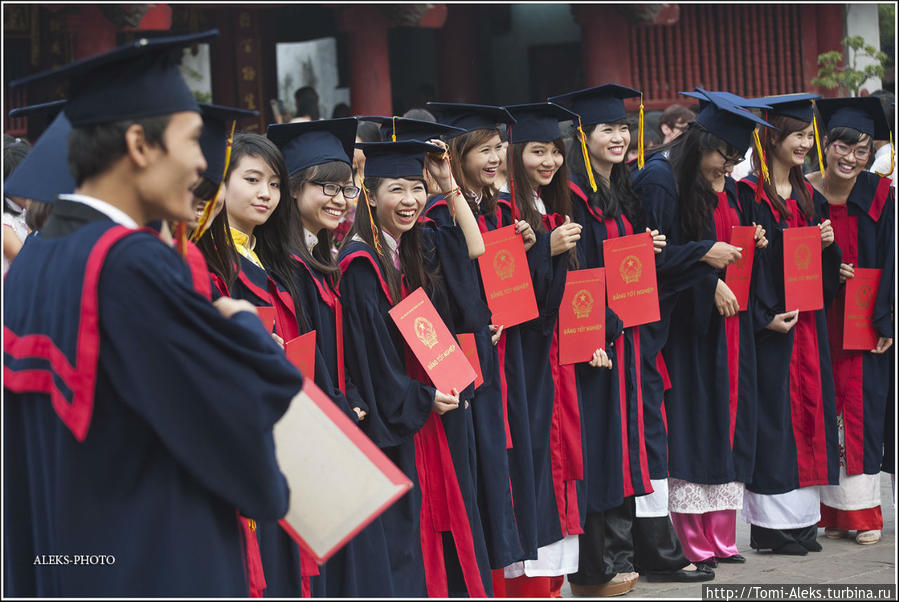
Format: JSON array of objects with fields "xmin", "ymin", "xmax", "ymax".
[
  {"xmin": 503, "ymin": 102, "xmax": 578, "ymax": 143},
  {"xmin": 679, "ymin": 90, "xmax": 774, "ymax": 112},
  {"xmin": 425, "ymin": 102, "xmax": 516, "ymax": 138},
  {"xmin": 199, "ymin": 104, "xmax": 258, "ymax": 186},
  {"xmin": 687, "ymin": 88, "xmax": 775, "ymax": 152},
  {"xmin": 267, "ymin": 118, "xmax": 358, "ymax": 176},
  {"xmin": 548, "ymin": 83, "xmax": 641, "ymax": 126},
  {"xmin": 360, "ymin": 115, "xmax": 466, "ymax": 142},
  {"xmin": 4, "ymin": 109, "xmax": 75, "ymax": 204},
  {"xmin": 9, "ymin": 30, "xmax": 218, "ymax": 126},
  {"xmin": 815, "ymin": 96, "xmax": 891, "ymax": 140},
  {"xmin": 753, "ymin": 93, "xmax": 820, "ymax": 122},
  {"xmin": 8, "ymin": 99, "xmax": 67, "ymax": 136},
  {"xmin": 355, "ymin": 140, "xmax": 442, "ymax": 179}
]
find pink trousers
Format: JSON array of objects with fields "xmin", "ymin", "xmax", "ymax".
[{"xmin": 670, "ymin": 510, "xmax": 739, "ymax": 563}]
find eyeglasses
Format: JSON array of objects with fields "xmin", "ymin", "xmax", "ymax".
[
  {"xmin": 716, "ymin": 148, "xmax": 743, "ymax": 169},
  {"xmin": 311, "ymin": 181, "xmax": 360, "ymax": 199},
  {"xmin": 829, "ymin": 142, "xmax": 870, "ymax": 161}
]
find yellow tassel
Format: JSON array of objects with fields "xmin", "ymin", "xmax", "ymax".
[
  {"xmin": 812, "ymin": 112, "xmax": 825, "ymax": 176},
  {"xmin": 875, "ymin": 132, "xmax": 894, "ymax": 178},
  {"xmin": 637, "ymin": 93, "xmax": 645, "ymax": 169},
  {"xmin": 391, "ymin": 116, "xmax": 397, "ymax": 142},
  {"xmin": 577, "ymin": 118, "xmax": 597, "ymax": 193},
  {"xmin": 362, "ymin": 184, "xmax": 383, "ymax": 256},
  {"xmin": 753, "ymin": 128, "xmax": 770, "ymax": 184},
  {"xmin": 191, "ymin": 120, "xmax": 237, "ymax": 242}
]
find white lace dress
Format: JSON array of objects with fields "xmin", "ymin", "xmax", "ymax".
[{"xmin": 668, "ymin": 478, "xmax": 744, "ymax": 513}]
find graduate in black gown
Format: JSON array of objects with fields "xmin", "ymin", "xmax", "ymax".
[
  {"xmin": 648, "ymin": 90, "xmax": 772, "ymax": 569},
  {"xmin": 4, "ymin": 31, "xmax": 303, "ymax": 597},
  {"xmin": 494, "ymin": 102, "xmax": 586, "ymax": 598},
  {"xmin": 630, "ymin": 89, "xmax": 773, "ymax": 583},
  {"xmin": 338, "ymin": 139, "xmax": 492, "ymax": 597},
  {"xmin": 548, "ymin": 83, "xmax": 667, "ymax": 596},
  {"xmin": 737, "ymin": 96, "xmax": 842, "ymax": 556},
  {"xmin": 428, "ymin": 103, "xmax": 536, "ymax": 596},
  {"xmin": 807, "ymin": 97, "xmax": 894, "ymax": 545},
  {"xmin": 266, "ymin": 117, "xmax": 396, "ymax": 596}
]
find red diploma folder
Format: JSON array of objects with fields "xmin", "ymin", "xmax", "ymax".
[
  {"xmin": 285, "ymin": 330, "xmax": 316, "ymax": 382},
  {"xmin": 478, "ymin": 224, "xmax": 538, "ymax": 328},
  {"xmin": 275, "ymin": 379, "xmax": 412, "ymax": 564},
  {"xmin": 725, "ymin": 225, "xmax": 756, "ymax": 311},
  {"xmin": 255, "ymin": 306, "xmax": 276, "ymax": 333},
  {"xmin": 783, "ymin": 226, "xmax": 823, "ymax": 312},
  {"xmin": 559, "ymin": 268, "xmax": 606, "ymax": 365},
  {"xmin": 603, "ymin": 232, "xmax": 660, "ymax": 327},
  {"xmin": 388, "ymin": 287, "xmax": 477, "ymax": 393},
  {"xmin": 457, "ymin": 333, "xmax": 484, "ymax": 388},
  {"xmin": 843, "ymin": 268, "xmax": 882, "ymax": 350}
]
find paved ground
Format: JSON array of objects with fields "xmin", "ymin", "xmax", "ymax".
[{"xmin": 561, "ymin": 473, "xmax": 896, "ymax": 598}]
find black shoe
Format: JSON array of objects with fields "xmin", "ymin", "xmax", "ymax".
[
  {"xmin": 695, "ymin": 557, "xmax": 718, "ymax": 569},
  {"xmin": 716, "ymin": 554, "xmax": 746, "ymax": 563},
  {"xmin": 800, "ymin": 539, "xmax": 822, "ymax": 552},
  {"xmin": 644, "ymin": 567, "xmax": 716, "ymax": 583},
  {"xmin": 771, "ymin": 541, "xmax": 808, "ymax": 556}
]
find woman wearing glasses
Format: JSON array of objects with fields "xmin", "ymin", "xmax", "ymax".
[
  {"xmin": 737, "ymin": 95, "xmax": 842, "ymax": 556},
  {"xmin": 266, "ymin": 118, "xmax": 397, "ymax": 596},
  {"xmin": 632, "ymin": 91, "xmax": 770, "ymax": 577},
  {"xmin": 807, "ymin": 98, "xmax": 894, "ymax": 547}
]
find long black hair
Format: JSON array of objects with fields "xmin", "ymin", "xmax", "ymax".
[
  {"xmin": 194, "ymin": 175, "xmax": 239, "ymax": 292},
  {"xmin": 227, "ymin": 133, "xmax": 310, "ymax": 331},
  {"xmin": 346, "ymin": 175, "xmax": 444, "ymax": 304},
  {"xmin": 566, "ymin": 121, "xmax": 644, "ymax": 228},
  {"xmin": 664, "ymin": 122, "xmax": 739, "ymax": 241}
]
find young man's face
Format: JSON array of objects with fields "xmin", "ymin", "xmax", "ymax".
[{"xmin": 138, "ymin": 111, "xmax": 207, "ymax": 222}]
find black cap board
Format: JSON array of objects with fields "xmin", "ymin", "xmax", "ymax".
[
  {"xmin": 548, "ymin": 83, "xmax": 641, "ymax": 126},
  {"xmin": 355, "ymin": 140, "xmax": 443, "ymax": 179},
  {"xmin": 425, "ymin": 102, "xmax": 516, "ymax": 138},
  {"xmin": 267, "ymin": 117, "xmax": 359, "ymax": 176}
]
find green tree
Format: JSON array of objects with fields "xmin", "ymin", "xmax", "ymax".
[{"xmin": 812, "ymin": 35, "xmax": 888, "ymax": 96}]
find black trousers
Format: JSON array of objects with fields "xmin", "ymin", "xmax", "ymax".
[
  {"xmin": 569, "ymin": 498, "xmax": 689, "ymax": 585},
  {"xmin": 749, "ymin": 524, "xmax": 818, "ymax": 551}
]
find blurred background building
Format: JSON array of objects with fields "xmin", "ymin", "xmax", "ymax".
[{"xmin": 4, "ymin": 3, "xmax": 892, "ymax": 138}]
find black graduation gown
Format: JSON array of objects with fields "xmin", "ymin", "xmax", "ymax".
[
  {"xmin": 337, "ymin": 223, "xmax": 492, "ymax": 598},
  {"xmin": 424, "ymin": 195, "xmax": 524, "ymax": 570},
  {"xmin": 662, "ymin": 178, "xmax": 759, "ymax": 485},
  {"xmin": 229, "ymin": 254, "xmax": 307, "ymax": 598},
  {"xmin": 737, "ymin": 175, "xmax": 841, "ymax": 494},
  {"xmin": 284, "ymin": 252, "xmax": 394, "ymax": 597},
  {"xmin": 820, "ymin": 171, "xmax": 895, "ymax": 476},
  {"xmin": 495, "ymin": 190, "xmax": 574, "ymax": 550},
  {"xmin": 3, "ymin": 201, "xmax": 300, "ymax": 597},
  {"xmin": 568, "ymin": 176, "xmax": 652, "ymax": 515},
  {"xmin": 471, "ymin": 197, "xmax": 541, "ymax": 564},
  {"xmin": 631, "ymin": 152, "xmax": 720, "ymax": 480}
]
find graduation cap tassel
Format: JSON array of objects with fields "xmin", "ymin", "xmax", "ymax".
[
  {"xmin": 875, "ymin": 132, "xmax": 894, "ymax": 178},
  {"xmin": 812, "ymin": 112, "xmax": 826, "ymax": 176},
  {"xmin": 175, "ymin": 221, "xmax": 188, "ymax": 257},
  {"xmin": 637, "ymin": 93, "xmax": 646, "ymax": 170},
  {"xmin": 577, "ymin": 117, "xmax": 598, "ymax": 193},
  {"xmin": 192, "ymin": 120, "xmax": 237, "ymax": 242},
  {"xmin": 391, "ymin": 116, "xmax": 397, "ymax": 142},
  {"xmin": 752, "ymin": 128, "xmax": 770, "ymax": 204},
  {"xmin": 361, "ymin": 184, "xmax": 384, "ymax": 256}
]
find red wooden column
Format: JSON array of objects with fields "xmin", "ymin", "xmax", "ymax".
[
  {"xmin": 571, "ymin": 5, "xmax": 635, "ymax": 89},
  {"xmin": 337, "ymin": 6, "xmax": 393, "ymax": 116},
  {"xmin": 436, "ymin": 5, "xmax": 478, "ymax": 103}
]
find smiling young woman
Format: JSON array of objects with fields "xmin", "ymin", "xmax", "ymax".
[
  {"xmin": 338, "ymin": 139, "xmax": 491, "ymax": 597},
  {"xmin": 738, "ymin": 94, "xmax": 843, "ymax": 557},
  {"xmin": 808, "ymin": 97, "xmax": 895, "ymax": 547}
]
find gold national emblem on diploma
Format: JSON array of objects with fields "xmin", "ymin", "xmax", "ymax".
[
  {"xmin": 794, "ymin": 242, "xmax": 811, "ymax": 270},
  {"xmin": 856, "ymin": 284, "xmax": 874, "ymax": 309},
  {"xmin": 414, "ymin": 317, "xmax": 439, "ymax": 349},
  {"xmin": 620, "ymin": 255, "xmax": 642, "ymax": 284},
  {"xmin": 494, "ymin": 249, "xmax": 515, "ymax": 280},
  {"xmin": 572, "ymin": 289, "xmax": 594, "ymax": 319}
]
